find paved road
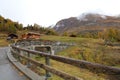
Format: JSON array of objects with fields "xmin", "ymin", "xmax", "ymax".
[{"xmin": 0, "ymin": 47, "xmax": 27, "ymax": 80}]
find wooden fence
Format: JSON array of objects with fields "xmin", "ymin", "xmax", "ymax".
[{"xmin": 10, "ymin": 44, "xmax": 120, "ymax": 80}]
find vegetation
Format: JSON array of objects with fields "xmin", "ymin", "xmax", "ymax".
[
  {"xmin": 39, "ymin": 35, "xmax": 120, "ymax": 80},
  {"xmin": 0, "ymin": 15, "xmax": 57, "ymax": 36},
  {"xmin": 0, "ymin": 15, "xmax": 23, "ymax": 34},
  {"xmin": 62, "ymin": 28, "xmax": 120, "ymax": 43},
  {"xmin": 0, "ymin": 33, "xmax": 9, "ymax": 47},
  {"xmin": 24, "ymin": 23, "xmax": 57, "ymax": 35},
  {"xmin": 103, "ymin": 28, "xmax": 120, "ymax": 42},
  {"xmin": 41, "ymin": 35, "xmax": 120, "ymax": 66},
  {"xmin": 95, "ymin": 28, "xmax": 120, "ymax": 42},
  {"xmin": 0, "ymin": 39, "xmax": 9, "ymax": 47}
]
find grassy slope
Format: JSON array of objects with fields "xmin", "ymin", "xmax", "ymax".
[
  {"xmin": 0, "ymin": 39, "xmax": 9, "ymax": 47},
  {"xmin": 41, "ymin": 35, "xmax": 120, "ymax": 67},
  {"xmin": 0, "ymin": 33, "xmax": 9, "ymax": 47},
  {"xmin": 40, "ymin": 35, "xmax": 120, "ymax": 80}
]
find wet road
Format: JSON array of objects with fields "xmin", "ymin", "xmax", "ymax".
[{"xmin": 0, "ymin": 47, "xmax": 27, "ymax": 80}]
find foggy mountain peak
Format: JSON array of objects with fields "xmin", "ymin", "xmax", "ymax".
[
  {"xmin": 77, "ymin": 13, "xmax": 107, "ymax": 21},
  {"xmin": 54, "ymin": 13, "xmax": 120, "ymax": 34}
]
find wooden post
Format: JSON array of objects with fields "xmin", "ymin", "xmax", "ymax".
[
  {"xmin": 17, "ymin": 49, "xmax": 21, "ymax": 61},
  {"xmin": 27, "ymin": 48, "xmax": 31, "ymax": 68},
  {"xmin": 45, "ymin": 46, "xmax": 51, "ymax": 80}
]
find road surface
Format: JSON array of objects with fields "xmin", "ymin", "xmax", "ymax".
[{"xmin": 0, "ymin": 47, "xmax": 27, "ymax": 80}]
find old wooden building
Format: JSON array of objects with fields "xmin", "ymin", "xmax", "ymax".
[{"xmin": 21, "ymin": 32, "xmax": 40, "ymax": 40}]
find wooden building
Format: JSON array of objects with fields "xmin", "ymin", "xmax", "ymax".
[
  {"xmin": 21, "ymin": 32, "xmax": 40, "ymax": 40},
  {"xmin": 7, "ymin": 34, "xmax": 18, "ymax": 40}
]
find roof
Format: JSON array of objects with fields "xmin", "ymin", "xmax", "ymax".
[{"xmin": 27, "ymin": 32, "xmax": 40, "ymax": 36}]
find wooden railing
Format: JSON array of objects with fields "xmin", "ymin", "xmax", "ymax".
[{"xmin": 10, "ymin": 44, "xmax": 120, "ymax": 80}]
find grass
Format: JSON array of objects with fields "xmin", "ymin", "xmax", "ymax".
[
  {"xmin": 37, "ymin": 35, "xmax": 120, "ymax": 79},
  {"xmin": 0, "ymin": 33, "xmax": 10, "ymax": 47},
  {"xmin": 33, "ymin": 56, "xmax": 106, "ymax": 80},
  {"xmin": 40, "ymin": 35, "xmax": 97, "ymax": 42},
  {"xmin": 48, "ymin": 60, "xmax": 106, "ymax": 80},
  {"xmin": 41, "ymin": 35, "xmax": 120, "ymax": 67},
  {"xmin": 0, "ymin": 39, "xmax": 9, "ymax": 47}
]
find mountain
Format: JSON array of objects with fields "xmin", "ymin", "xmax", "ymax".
[{"xmin": 54, "ymin": 13, "xmax": 120, "ymax": 34}]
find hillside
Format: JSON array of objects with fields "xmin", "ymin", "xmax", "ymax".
[
  {"xmin": 54, "ymin": 13, "xmax": 120, "ymax": 34},
  {"xmin": 0, "ymin": 15, "xmax": 23, "ymax": 34},
  {"xmin": 40, "ymin": 35, "xmax": 120, "ymax": 80}
]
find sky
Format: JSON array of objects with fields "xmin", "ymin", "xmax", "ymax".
[{"xmin": 0, "ymin": 0, "xmax": 120, "ymax": 27}]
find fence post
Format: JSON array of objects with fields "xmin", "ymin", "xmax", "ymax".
[
  {"xmin": 26, "ymin": 51, "xmax": 31, "ymax": 68},
  {"xmin": 27, "ymin": 48, "xmax": 31, "ymax": 68},
  {"xmin": 17, "ymin": 49, "xmax": 21, "ymax": 61},
  {"xmin": 45, "ymin": 46, "xmax": 52, "ymax": 80}
]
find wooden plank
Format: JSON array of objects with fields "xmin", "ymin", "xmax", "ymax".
[
  {"xmin": 11, "ymin": 45, "xmax": 120, "ymax": 76},
  {"xmin": 7, "ymin": 50, "xmax": 45, "ymax": 80},
  {"xmin": 11, "ymin": 50, "xmax": 82, "ymax": 80}
]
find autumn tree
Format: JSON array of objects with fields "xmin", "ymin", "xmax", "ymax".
[
  {"xmin": 103, "ymin": 28, "xmax": 120, "ymax": 42},
  {"xmin": 63, "ymin": 32, "xmax": 68, "ymax": 36},
  {"xmin": 45, "ymin": 29, "xmax": 57, "ymax": 35},
  {"xmin": 0, "ymin": 15, "xmax": 23, "ymax": 33}
]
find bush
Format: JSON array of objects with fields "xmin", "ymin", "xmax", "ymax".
[{"xmin": 69, "ymin": 33, "xmax": 77, "ymax": 37}]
